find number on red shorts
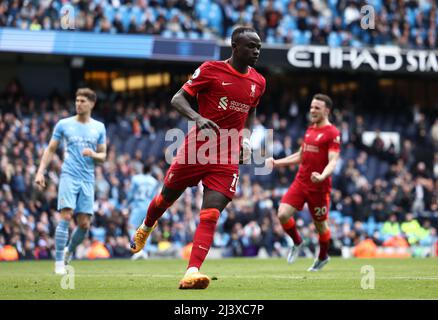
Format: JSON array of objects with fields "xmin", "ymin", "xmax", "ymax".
[{"xmin": 314, "ymin": 206, "xmax": 327, "ymax": 217}]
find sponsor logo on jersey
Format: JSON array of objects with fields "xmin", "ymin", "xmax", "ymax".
[
  {"xmin": 229, "ymin": 101, "xmax": 250, "ymax": 113},
  {"xmin": 218, "ymin": 96, "xmax": 228, "ymax": 110},
  {"xmin": 303, "ymin": 144, "xmax": 320, "ymax": 153},
  {"xmin": 217, "ymin": 97, "xmax": 251, "ymax": 113}
]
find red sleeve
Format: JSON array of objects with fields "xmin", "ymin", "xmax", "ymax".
[
  {"xmin": 328, "ymin": 127, "xmax": 341, "ymax": 153},
  {"xmin": 182, "ymin": 62, "xmax": 214, "ymax": 97},
  {"xmin": 252, "ymin": 75, "xmax": 266, "ymax": 108}
]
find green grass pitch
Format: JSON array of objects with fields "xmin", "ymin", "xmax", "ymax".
[{"xmin": 1, "ymin": 258, "xmax": 437, "ymax": 300}]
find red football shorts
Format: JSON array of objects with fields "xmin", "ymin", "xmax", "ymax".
[
  {"xmin": 164, "ymin": 162, "xmax": 239, "ymax": 200},
  {"xmin": 281, "ymin": 181, "xmax": 331, "ymax": 222}
]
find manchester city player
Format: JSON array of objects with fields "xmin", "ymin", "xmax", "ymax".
[
  {"xmin": 127, "ymin": 164, "xmax": 160, "ymax": 259},
  {"xmin": 35, "ymin": 88, "xmax": 107, "ymax": 275}
]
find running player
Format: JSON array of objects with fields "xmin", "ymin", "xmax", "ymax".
[
  {"xmin": 266, "ymin": 94, "xmax": 340, "ymax": 271},
  {"xmin": 130, "ymin": 26, "xmax": 266, "ymax": 289},
  {"xmin": 127, "ymin": 164, "xmax": 159, "ymax": 259},
  {"xmin": 35, "ymin": 88, "xmax": 106, "ymax": 275}
]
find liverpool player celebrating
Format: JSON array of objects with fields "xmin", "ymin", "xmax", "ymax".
[
  {"xmin": 130, "ymin": 26, "xmax": 266, "ymax": 289},
  {"xmin": 266, "ymin": 94, "xmax": 340, "ymax": 271}
]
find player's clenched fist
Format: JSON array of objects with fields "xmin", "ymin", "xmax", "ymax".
[
  {"xmin": 311, "ymin": 172, "xmax": 325, "ymax": 184},
  {"xmin": 240, "ymin": 138, "xmax": 252, "ymax": 164},
  {"xmin": 82, "ymin": 148, "xmax": 95, "ymax": 157},
  {"xmin": 195, "ymin": 116, "xmax": 220, "ymax": 132},
  {"xmin": 265, "ymin": 157, "xmax": 276, "ymax": 169},
  {"xmin": 34, "ymin": 172, "xmax": 46, "ymax": 190}
]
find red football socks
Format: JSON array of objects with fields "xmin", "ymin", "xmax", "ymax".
[
  {"xmin": 281, "ymin": 217, "xmax": 302, "ymax": 245},
  {"xmin": 318, "ymin": 229, "xmax": 331, "ymax": 260},
  {"xmin": 188, "ymin": 208, "xmax": 220, "ymax": 270},
  {"xmin": 144, "ymin": 194, "xmax": 174, "ymax": 228}
]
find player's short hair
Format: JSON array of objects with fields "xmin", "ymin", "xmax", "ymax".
[
  {"xmin": 143, "ymin": 164, "xmax": 151, "ymax": 174},
  {"xmin": 76, "ymin": 88, "xmax": 97, "ymax": 103},
  {"xmin": 313, "ymin": 93, "xmax": 333, "ymax": 109},
  {"xmin": 231, "ymin": 26, "xmax": 257, "ymax": 43}
]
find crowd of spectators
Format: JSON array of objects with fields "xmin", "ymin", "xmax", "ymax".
[
  {"xmin": 0, "ymin": 0, "xmax": 437, "ymax": 48},
  {"xmin": 0, "ymin": 78, "xmax": 438, "ymax": 261}
]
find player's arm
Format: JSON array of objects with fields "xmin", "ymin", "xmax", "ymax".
[
  {"xmin": 35, "ymin": 139, "xmax": 60, "ymax": 189},
  {"xmin": 127, "ymin": 179, "xmax": 136, "ymax": 204},
  {"xmin": 240, "ymin": 107, "xmax": 256, "ymax": 164},
  {"xmin": 266, "ymin": 147, "xmax": 303, "ymax": 169},
  {"xmin": 170, "ymin": 89, "xmax": 219, "ymax": 131},
  {"xmin": 311, "ymin": 150, "xmax": 340, "ymax": 184},
  {"xmin": 83, "ymin": 143, "xmax": 106, "ymax": 164}
]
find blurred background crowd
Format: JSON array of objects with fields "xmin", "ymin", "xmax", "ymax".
[
  {"xmin": 0, "ymin": 0, "xmax": 436, "ymax": 48},
  {"xmin": 1, "ymin": 77, "xmax": 437, "ymax": 261}
]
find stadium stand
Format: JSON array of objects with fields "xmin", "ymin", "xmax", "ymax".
[
  {"xmin": 0, "ymin": 0, "xmax": 436, "ymax": 48},
  {"xmin": 1, "ymin": 77, "xmax": 437, "ymax": 260}
]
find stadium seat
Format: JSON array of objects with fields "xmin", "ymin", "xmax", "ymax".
[
  {"xmin": 330, "ymin": 210, "xmax": 343, "ymax": 225},
  {"xmin": 104, "ymin": 5, "xmax": 115, "ymax": 23},
  {"xmin": 328, "ymin": 32, "xmax": 342, "ymax": 47},
  {"xmin": 91, "ymin": 226, "xmax": 106, "ymax": 244},
  {"xmin": 188, "ymin": 31, "xmax": 200, "ymax": 39},
  {"xmin": 292, "ymin": 30, "xmax": 311, "ymax": 45},
  {"xmin": 207, "ymin": 3, "xmax": 224, "ymax": 36},
  {"xmin": 161, "ymin": 30, "xmax": 173, "ymax": 38},
  {"xmin": 131, "ymin": 6, "xmax": 144, "ymax": 25},
  {"xmin": 124, "ymin": 135, "xmax": 140, "ymax": 156},
  {"xmin": 117, "ymin": 5, "xmax": 131, "ymax": 31},
  {"xmin": 366, "ymin": 156, "xmax": 378, "ymax": 183},
  {"xmin": 343, "ymin": 216, "xmax": 353, "ymax": 226}
]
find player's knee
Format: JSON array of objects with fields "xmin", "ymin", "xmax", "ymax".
[
  {"xmin": 78, "ymin": 220, "xmax": 90, "ymax": 229},
  {"xmin": 200, "ymin": 208, "xmax": 220, "ymax": 224},
  {"xmin": 155, "ymin": 193, "xmax": 175, "ymax": 208},
  {"xmin": 277, "ymin": 207, "xmax": 292, "ymax": 224},
  {"xmin": 77, "ymin": 215, "xmax": 91, "ymax": 229},
  {"xmin": 60, "ymin": 209, "xmax": 73, "ymax": 221},
  {"xmin": 315, "ymin": 221, "xmax": 329, "ymax": 234}
]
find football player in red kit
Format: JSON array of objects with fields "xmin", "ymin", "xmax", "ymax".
[
  {"xmin": 266, "ymin": 94, "xmax": 340, "ymax": 271},
  {"xmin": 130, "ymin": 26, "xmax": 266, "ymax": 289}
]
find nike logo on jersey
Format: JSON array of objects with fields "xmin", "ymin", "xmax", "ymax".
[{"xmin": 222, "ymin": 82, "xmax": 232, "ymax": 86}]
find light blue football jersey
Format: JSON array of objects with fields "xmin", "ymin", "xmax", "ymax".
[
  {"xmin": 52, "ymin": 116, "xmax": 106, "ymax": 182},
  {"xmin": 128, "ymin": 174, "xmax": 160, "ymax": 205}
]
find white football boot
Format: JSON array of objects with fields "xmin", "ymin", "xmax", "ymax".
[
  {"xmin": 287, "ymin": 242, "xmax": 303, "ymax": 264},
  {"xmin": 307, "ymin": 257, "xmax": 330, "ymax": 272}
]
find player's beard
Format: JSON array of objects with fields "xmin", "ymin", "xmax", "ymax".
[
  {"xmin": 249, "ymin": 57, "xmax": 258, "ymax": 67},
  {"xmin": 76, "ymin": 106, "xmax": 89, "ymax": 116},
  {"xmin": 310, "ymin": 114, "xmax": 321, "ymax": 124}
]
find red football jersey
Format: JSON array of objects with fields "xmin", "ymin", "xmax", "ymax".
[
  {"xmin": 174, "ymin": 60, "xmax": 266, "ymax": 168},
  {"xmin": 295, "ymin": 123, "xmax": 340, "ymax": 192}
]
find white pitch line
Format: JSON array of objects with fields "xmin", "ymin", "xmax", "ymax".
[
  {"xmin": 2, "ymin": 274, "xmax": 438, "ymax": 280},
  {"xmin": 47, "ymin": 274, "xmax": 438, "ymax": 280}
]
